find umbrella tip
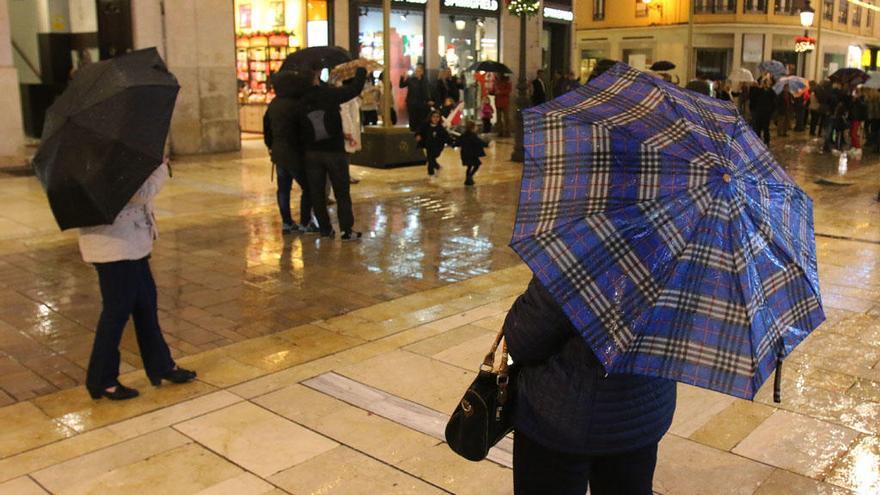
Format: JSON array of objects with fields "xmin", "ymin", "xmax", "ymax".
[{"xmin": 722, "ymin": 173, "xmax": 732, "ymax": 183}]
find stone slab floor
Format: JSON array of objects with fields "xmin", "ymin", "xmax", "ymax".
[{"xmin": 0, "ymin": 136, "xmax": 878, "ymax": 494}]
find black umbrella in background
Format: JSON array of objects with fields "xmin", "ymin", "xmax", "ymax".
[
  {"xmin": 32, "ymin": 47, "xmax": 179, "ymax": 230},
  {"xmin": 830, "ymin": 67, "xmax": 870, "ymax": 86},
  {"xmin": 468, "ymin": 60, "xmax": 513, "ymax": 74},
  {"xmin": 281, "ymin": 46, "xmax": 352, "ymax": 71},
  {"xmin": 650, "ymin": 60, "xmax": 676, "ymax": 71}
]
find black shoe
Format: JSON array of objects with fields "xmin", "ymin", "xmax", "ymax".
[
  {"xmin": 341, "ymin": 230, "xmax": 362, "ymax": 241},
  {"xmin": 149, "ymin": 367, "xmax": 197, "ymax": 386},
  {"xmin": 282, "ymin": 222, "xmax": 300, "ymax": 235},
  {"xmin": 88, "ymin": 383, "xmax": 140, "ymax": 400},
  {"xmin": 300, "ymin": 222, "xmax": 320, "ymax": 234}
]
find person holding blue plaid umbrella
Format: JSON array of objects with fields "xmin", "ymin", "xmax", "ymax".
[{"xmin": 503, "ymin": 59, "xmax": 824, "ymax": 494}]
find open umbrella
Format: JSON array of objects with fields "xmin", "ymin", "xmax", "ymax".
[
  {"xmin": 830, "ymin": 67, "xmax": 869, "ymax": 86},
  {"xmin": 329, "ymin": 58, "xmax": 383, "ymax": 84},
  {"xmin": 468, "ymin": 60, "xmax": 513, "ymax": 74},
  {"xmin": 650, "ymin": 60, "xmax": 676, "ymax": 71},
  {"xmin": 512, "ymin": 62, "xmax": 824, "ymax": 400},
  {"xmin": 281, "ymin": 46, "xmax": 352, "ymax": 71},
  {"xmin": 758, "ymin": 60, "xmax": 787, "ymax": 79},
  {"xmin": 728, "ymin": 68, "xmax": 755, "ymax": 83},
  {"xmin": 32, "ymin": 47, "xmax": 179, "ymax": 230},
  {"xmin": 773, "ymin": 75, "xmax": 809, "ymax": 95}
]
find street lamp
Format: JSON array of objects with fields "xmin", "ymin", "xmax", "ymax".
[{"xmin": 799, "ymin": 1, "xmax": 815, "ymax": 77}]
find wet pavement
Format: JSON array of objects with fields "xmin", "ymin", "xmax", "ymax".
[{"xmin": 0, "ymin": 134, "xmax": 878, "ymax": 494}]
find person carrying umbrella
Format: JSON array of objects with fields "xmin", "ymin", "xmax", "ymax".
[
  {"xmin": 32, "ymin": 49, "xmax": 197, "ymax": 401},
  {"xmin": 400, "ymin": 63, "xmax": 434, "ymax": 131}
]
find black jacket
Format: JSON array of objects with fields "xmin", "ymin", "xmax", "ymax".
[
  {"xmin": 416, "ymin": 122, "xmax": 450, "ymax": 156},
  {"xmin": 531, "ymin": 78, "xmax": 547, "ymax": 105},
  {"xmin": 264, "ymin": 70, "xmax": 313, "ymax": 171},
  {"xmin": 457, "ymin": 131, "xmax": 487, "ymax": 166},
  {"xmin": 749, "ymin": 86, "xmax": 776, "ymax": 117},
  {"xmin": 297, "ymin": 68, "xmax": 367, "ymax": 154},
  {"xmin": 503, "ymin": 277, "xmax": 677, "ymax": 455},
  {"xmin": 400, "ymin": 75, "xmax": 433, "ymax": 106}
]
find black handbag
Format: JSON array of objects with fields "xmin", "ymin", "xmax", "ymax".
[{"xmin": 445, "ymin": 329, "xmax": 516, "ymax": 462}]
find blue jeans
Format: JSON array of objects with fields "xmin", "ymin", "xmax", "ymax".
[
  {"xmin": 87, "ymin": 258, "xmax": 174, "ymax": 391},
  {"xmin": 513, "ymin": 432, "xmax": 658, "ymax": 495}
]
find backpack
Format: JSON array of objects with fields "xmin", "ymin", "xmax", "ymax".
[{"xmin": 297, "ymin": 97, "xmax": 341, "ymax": 146}]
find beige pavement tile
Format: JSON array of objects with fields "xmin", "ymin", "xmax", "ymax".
[
  {"xmin": 31, "ymin": 428, "xmax": 190, "ymax": 494},
  {"xmin": 690, "ymin": 399, "xmax": 776, "ymax": 451},
  {"xmin": 194, "ymin": 473, "xmax": 277, "ymax": 495},
  {"xmin": 404, "ymin": 324, "xmax": 494, "ymax": 358},
  {"xmin": 32, "ymin": 374, "xmax": 217, "ymax": 433},
  {"xmin": 848, "ymin": 378, "xmax": 880, "ymax": 403},
  {"xmin": 105, "ymin": 391, "xmax": 242, "ymax": 440},
  {"xmin": 176, "ymin": 349, "xmax": 267, "ymax": 387},
  {"xmin": 668, "ymin": 384, "xmax": 737, "ymax": 437},
  {"xmin": 398, "ymin": 443, "xmax": 513, "ymax": 495},
  {"xmin": 654, "ymin": 435, "xmax": 773, "ymax": 495},
  {"xmin": 753, "ymin": 379, "xmax": 880, "ymax": 435},
  {"xmin": 732, "ymin": 410, "xmax": 860, "ymax": 479},
  {"xmin": 337, "ymin": 350, "xmax": 474, "ymax": 412},
  {"xmin": 174, "ymin": 401, "xmax": 338, "ymax": 477},
  {"xmin": 432, "ymin": 330, "xmax": 498, "ymax": 371},
  {"xmin": 753, "ymin": 470, "xmax": 854, "ymax": 495},
  {"xmin": 233, "ymin": 325, "xmax": 363, "ymax": 373},
  {"xmin": 0, "ymin": 477, "xmax": 48, "ymax": 495},
  {"xmin": 270, "ymin": 446, "xmax": 445, "ymax": 495},
  {"xmin": 0, "ymin": 401, "xmax": 75, "ymax": 458},
  {"xmin": 0, "ymin": 428, "xmax": 123, "ymax": 483},
  {"xmin": 825, "ymin": 435, "xmax": 880, "ymax": 494},
  {"xmin": 256, "ymin": 384, "xmax": 440, "ymax": 465}
]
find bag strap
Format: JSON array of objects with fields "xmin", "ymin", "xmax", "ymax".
[{"xmin": 480, "ymin": 328, "xmax": 510, "ymax": 377}]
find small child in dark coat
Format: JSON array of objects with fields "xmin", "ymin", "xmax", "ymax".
[
  {"xmin": 458, "ymin": 120, "xmax": 488, "ymax": 186},
  {"xmin": 416, "ymin": 110, "xmax": 452, "ymax": 176}
]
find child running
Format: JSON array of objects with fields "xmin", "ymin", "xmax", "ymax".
[
  {"xmin": 416, "ymin": 110, "xmax": 452, "ymax": 176},
  {"xmin": 458, "ymin": 120, "xmax": 489, "ymax": 186}
]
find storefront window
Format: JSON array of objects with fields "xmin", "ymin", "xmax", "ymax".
[
  {"xmin": 357, "ymin": 6, "xmax": 425, "ymax": 71},
  {"xmin": 439, "ymin": 15, "xmax": 499, "ymax": 75}
]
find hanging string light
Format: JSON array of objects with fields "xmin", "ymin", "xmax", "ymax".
[{"xmin": 506, "ymin": 0, "xmax": 540, "ymax": 17}]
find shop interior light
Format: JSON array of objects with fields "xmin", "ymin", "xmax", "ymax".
[
  {"xmin": 800, "ymin": 1, "xmax": 815, "ymax": 28},
  {"xmin": 477, "ymin": 17, "xmax": 484, "ymax": 27},
  {"xmin": 455, "ymin": 18, "xmax": 466, "ymax": 30},
  {"xmin": 401, "ymin": 13, "xmax": 408, "ymax": 21}
]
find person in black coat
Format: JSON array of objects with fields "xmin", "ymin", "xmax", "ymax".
[
  {"xmin": 457, "ymin": 120, "xmax": 488, "ymax": 186},
  {"xmin": 416, "ymin": 110, "xmax": 452, "ymax": 176},
  {"xmin": 504, "ymin": 278, "xmax": 676, "ymax": 495},
  {"xmin": 400, "ymin": 63, "xmax": 434, "ymax": 131},
  {"xmin": 749, "ymin": 77, "xmax": 776, "ymax": 145},
  {"xmin": 263, "ymin": 69, "xmax": 316, "ymax": 234},
  {"xmin": 531, "ymin": 69, "xmax": 548, "ymax": 106}
]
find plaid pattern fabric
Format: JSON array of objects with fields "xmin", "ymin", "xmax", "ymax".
[{"xmin": 511, "ymin": 62, "xmax": 825, "ymax": 399}]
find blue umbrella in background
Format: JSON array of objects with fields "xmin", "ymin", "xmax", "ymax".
[
  {"xmin": 773, "ymin": 76, "xmax": 809, "ymax": 95},
  {"xmin": 511, "ymin": 62, "xmax": 825, "ymax": 400},
  {"xmin": 758, "ymin": 60, "xmax": 788, "ymax": 79}
]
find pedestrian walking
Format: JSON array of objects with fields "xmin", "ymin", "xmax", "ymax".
[
  {"xmin": 777, "ymin": 84, "xmax": 793, "ymax": 137},
  {"xmin": 400, "ymin": 63, "xmax": 434, "ymax": 131},
  {"xmin": 750, "ymin": 77, "xmax": 776, "ymax": 145},
  {"xmin": 416, "ymin": 110, "xmax": 452, "ymax": 176},
  {"xmin": 808, "ymin": 82, "xmax": 824, "ymax": 137},
  {"xmin": 494, "ymin": 74, "xmax": 512, "ymax": 137},
  {"xmin": 264, "ymin": 70, "xmax": 316, "ymax": 234},
  {"xmin": 531, "ymin": 69, "xmax": 548, "ymax": 106},
  {"xmin": 458, "ymin": 120, "xmax": 488, "ymax": 186},
  {"xmin": 360, "ymin": 76, "xmax": 381, "ymax": 126},
  {"xmin": 480, "ymin": 96, "xmax": 494, "ymax": 133},
  {"xmin": 436, "ymin": 68, "xmax": 453, "ymax": 104},
  {"xmin": 80, "ymin": 162, "xmax": 197, "ymax": 400},
  {"xmin": 298, "ymin": 66, "xmax": 367, "ymax": 240},
  {"xmin": 850, "ymin": 87, "xmax": 867, "ymax": 158}
]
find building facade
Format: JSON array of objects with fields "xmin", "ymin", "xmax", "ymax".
[
  {"xmin": 0, "ymin": 0, "xmax": 576, "ymax": 163},
  {"xmin": 577, "ymin": 0, "xmax": 880, "ymax": 84}
]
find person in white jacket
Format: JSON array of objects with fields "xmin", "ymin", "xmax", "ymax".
[{"xmin": 79, "ymin": 161, "xmax": 196, "ymax": 400}]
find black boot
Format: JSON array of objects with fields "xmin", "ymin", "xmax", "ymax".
[
  {"xmin": 87, "ymin": 383, "xmax": 140, "ymax": 401},
  {"xmin": 149, "ymin": 367, "xmax": 197, "ymax": 387}
]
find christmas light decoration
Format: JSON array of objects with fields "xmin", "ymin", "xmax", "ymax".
[{"xmin": 506, "ymin": 0, "xmax": 540, "ymax": 17}]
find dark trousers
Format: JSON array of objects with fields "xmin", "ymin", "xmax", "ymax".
[
  {"xmin": 809, "ymin": 110, "xmax": 825, "ymax": 136},
  {"xmin": 408, "ymin": 104, "xmax": 429, "ymax": 131},
  {"xmin": 482, "ymin": 118, "xmax": 492, "ymax": 133},
  {"xmin": 276, "ymin": 164, "xmax": 312, "ymax": 226},
  {"xmin": 362, "ymin": 110, "xmax": 378, "ymax": 126},
  {"xmin": 86, "ymin": 258, "xmax": 174, "ymax": 391},
  {"xmin": 427, "ymin": 150, "xmax": 441, "ymax": 175},
  {"xmin": 305, "ymin": 151, "xmax": 354, "ymax": 234},
  {"xmin": 465, "ymin": 163, "xmax": 480, "ymax": 178},
  {"xmin": 513, "ymin": 432, "xmax": 658, "ymax": 495},
  {"xmin": 752, "ymin": 113, "xmax": 771, "ymax": 145}
]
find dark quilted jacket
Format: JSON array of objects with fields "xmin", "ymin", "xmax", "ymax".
[{"xmin": 503, "ymin": 277, "xmax": 677, "ymax": 455}]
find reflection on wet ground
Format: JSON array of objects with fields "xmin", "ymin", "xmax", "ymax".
[{"xmin": 0, "ymin": 135, "xmax": 878, "ymax": 494}]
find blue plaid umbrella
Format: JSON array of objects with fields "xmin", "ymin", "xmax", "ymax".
[
  {"xmin": 758, "ymin": 60, "xmax": 788, "ymax": 79},
  {"xmin": 511, "ymin": 62, "xmax": 825, "ymax": 400},
  {"xmin": 773, "ymin": 76, "xmax": 808, "ymax": 95}
]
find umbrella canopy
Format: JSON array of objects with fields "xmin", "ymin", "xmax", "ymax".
[
  {"xmin": 512, "ymin": 62, "xmax": 825, "ymax": 400},
  {"xmin": 758, "ymin": 60, "xmax": 787, "ymax": 79},
  {"xmin": 650, "ymin": 60, "xmax": 676, "ymax": 71},
  {"xmin": 32, "ymin": 47, "xmax": 179, "ymax": 230},
  {"xmin": 728, "ymin": 68, "xmax": 755, "ymax": 83},
  {"xmin": 864, "ymin": 71, "xmax": 880, "ymax": 89},
  {"xmin": 281, "ymin": 46, "xmax": 352, "ymax": 71},
  {"xmin": 830, "ymin": 67, "xmax": 869, "ymax": 86},
  {"xmin": 329, "ymin": 58, "xmax": 382, "ymax": 84},
  {"xmin": 468, "ymin": 60, "xmax": 513, "ymax": 74},
  {"xmin": 773, "ymin": 76, "xmax": 809, "ymax": 95}
]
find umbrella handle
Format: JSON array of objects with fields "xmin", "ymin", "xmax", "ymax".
[{"xmin": 773, "ymin": 354, "xmax": 783, "ymax": 403}]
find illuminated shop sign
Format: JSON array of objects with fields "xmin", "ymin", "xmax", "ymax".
[
  {"xmin": 442, "ymin": 0, "xmax": 500, "ymax": 12},
  {"xmin": 543, "ymin": 7, "xmax": 573, "ymax": 21}
]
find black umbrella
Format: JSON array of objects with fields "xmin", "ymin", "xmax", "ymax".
[
  {"xmin": 32, "ymin": 47, "xmax": 179, "ymax": 230},
  {"xmin": 830, "ymin": 67, "xmax": 869, "ymax": 86},
  {"xmin": 467, "ymin": 60, "xmax": 513, "ymax": 74},
  {"xmin": 650, "ymin": 60, "xmax": 676, "ymax": 71},
  {"xmin": 281, "ymin": 46, "xmax": 352, "ymax": 71}
]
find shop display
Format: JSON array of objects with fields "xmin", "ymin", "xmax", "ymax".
[{"xmin": 236, "ymin": 32, "xmax": 299, "ymax": 104}]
